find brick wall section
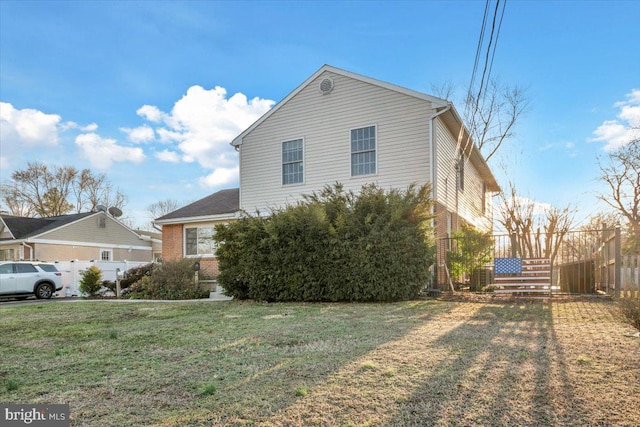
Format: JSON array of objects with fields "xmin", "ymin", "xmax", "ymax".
[
  {"xmin": 199, "ymin": 258, "xmax": 220, "ymax": 278},
  {"xmin": 161, "ymin": 223, "xmax": 220, "ymax": 278},
  {"xmin": 161, "ymin": 224, "xmax": 183, "ymax": 262}
]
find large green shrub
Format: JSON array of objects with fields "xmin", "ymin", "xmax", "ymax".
[
  {"xmin": 215, "ymin": 183, "xmax": 435, "ymax": 302},
  {"xmin": 124, "ymin": 258, "xmax": 208, "ymax": 300},
  {"xmin": 79, "ymin": 265, "xmax": 102, "ymax": 297}
]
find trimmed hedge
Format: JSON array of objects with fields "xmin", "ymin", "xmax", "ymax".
[{"xmin": 215, "ymin": 183, "xmax": 435, "ymax": 302}]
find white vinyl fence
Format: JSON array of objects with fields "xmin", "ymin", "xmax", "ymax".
[
  {"xmin": 53, "ymin": 260, "xmax": 149, "ymax": 297},
  {"xmin": 620, "ymin": 255, "xmax": 640, "ymax": 299}
]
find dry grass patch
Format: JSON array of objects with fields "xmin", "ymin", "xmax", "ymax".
[{"xmin": 0, "ymin": 298, "xmax": 638, "ymax": 426}]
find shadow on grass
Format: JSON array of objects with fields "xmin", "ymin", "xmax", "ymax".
[{"xmin": 382, "ymin": 301, "xmax": 589, "ymax": 427}]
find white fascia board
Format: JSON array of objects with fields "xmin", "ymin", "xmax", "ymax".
[
  {"xmin": 23, "ymin": 238, "xmax": 152, "ymax": 251},
  {"xmin": 0, "ymin": 239, "xmax": 24, "ymax": 246},
  {"xmin": 231, "ymin": 64, "xmax": 449, "ymax": 147},
  {"xmin": 0, "ymin": 217, "xmax": 15, "ymax": 239},
  {"xmin": 153, "ymin": 212, "xmax": 240, "ymax": 226}
]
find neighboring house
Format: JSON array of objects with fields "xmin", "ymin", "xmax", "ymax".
[
  {"xmin": 0, "ymin": 210, "xmax": 158, "ymax": 263},
  {"xmin": 157, "ymin": 65, "xmax": 500, "ymax": 279}
]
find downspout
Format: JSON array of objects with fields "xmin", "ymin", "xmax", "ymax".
[
  {"xmin": 428, "ymin": 103, "xmax": 452, "ymax": 291},
  {"xmin": 22, "ymin": 242, "xmax": 35, "ymax": 261}
]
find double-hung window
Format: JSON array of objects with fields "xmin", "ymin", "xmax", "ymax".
[
  {"xmin": 185, "ymin": 226, "xmax": 217, "ymax": 257},
  {"xmin": 351, "ymin": 125, "xmax": 376, "ymax": 176},
  {"xmin": 282, "ymin": 138, "xmax": 304, "ymax": 185}
]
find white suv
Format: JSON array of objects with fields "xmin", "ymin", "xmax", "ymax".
[{"xmin": 0, "ymin": 261, "xmax": 63, "ymax": 300}]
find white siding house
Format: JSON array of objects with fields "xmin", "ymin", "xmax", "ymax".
[{"xmin": 232, "ymin": 65, "xmax": 499, "ymax": 236}]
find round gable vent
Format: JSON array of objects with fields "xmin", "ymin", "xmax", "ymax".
[{"xmin": 319, "ymin": 77, "xmax": 334, "ymax": 95}]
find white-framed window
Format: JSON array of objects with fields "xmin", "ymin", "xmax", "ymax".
[
  {"xmin": 100, "ymin": 249, "xmax": 112, "ymax": 261},
  {"xmin": 282, "ymin": 138, "xmax": 304, "ymax": 185},
  {"xmin": 185, "ymin": 226, "xmax": 217, "ymax": 257},
  {"xmin": 351, "ymin": 125, "xmax": 376, "ymax": 176}
]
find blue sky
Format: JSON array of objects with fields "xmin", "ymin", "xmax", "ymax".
[{"xmin": 1, "ymin": 0, "xmax": 638, "ymax": 229}]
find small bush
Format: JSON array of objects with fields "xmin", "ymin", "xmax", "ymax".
[
  {"xmin": 618, "ymin": 298, "xmax": 640, "ymax": 331},
  {"xmin": 102, "ymin": 263, "xmax": 155, "ymax": 294},
  {"xmin": 125, "ymin": 259, "xmax": 209, "ymax": 300},
  {"xmin": 79, "ymin": 265, "xmax": 102, "ymax": 297}
]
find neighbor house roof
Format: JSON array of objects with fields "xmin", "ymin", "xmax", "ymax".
[
  {"xmin": 0, "ymin": 212, "xmax": 96, "ymax": 240},
  {"xmin": 154, "ymin": 188, "xmax": 240, "ymax": 224}
]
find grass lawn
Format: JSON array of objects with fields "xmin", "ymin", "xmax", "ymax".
[{"xmin": 1, "ymin": 297, "xmax": 639, "ymax": 426}]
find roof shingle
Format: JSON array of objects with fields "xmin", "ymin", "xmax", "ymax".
[{"xmin": 155, "ymin": 188, "xmax": 239, "ymax": 221}]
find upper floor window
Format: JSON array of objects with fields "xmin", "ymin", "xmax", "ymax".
[
  {"xmin": 185, "ymin": 226, "xmax": 217, "ymax": 257},
  {"xmin": 282, "ymin": 138, "xmax": 304, "ymax": 185},
  {"xmin": 351, "ymin": 125, "xmax": 376, "ymax": 176}
]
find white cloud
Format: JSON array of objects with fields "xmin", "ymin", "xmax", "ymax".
[
  {"xmin": 198, "ymin": 166, "xmax": 239, "ymax": 188},
  {"xmin": 137, "ymin": 85, "xmax": 274, "ymax": 175},
  {"xmin": 83, "ymin": 123, "xmax": 99, "ymax": 132},
  {"xmin": 75, "ymin": 132, "xmax": 145, "ymax": 169},
  {"xmin": 121, "ymin": 125, "xmax": 155, "ymax": 143},
  {"xmin": 591, "ymin": 89, "xmax": 640, "ymax": 151},
  {"xmin": 0, "ymin": 102, "xmax": 61, "ymax": 147},
  {"xmin": 155, "ymin": 149, "xmax": 181, "ymax": 163},
  {"xmin": 136, "ymin": 105, "xmax": 166, "ymax": 123}
]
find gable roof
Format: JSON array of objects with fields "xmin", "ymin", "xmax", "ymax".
[
  {"xmin": 231, "ymin": 64, "xmax": 449, "ymax": 147},
  {"xmin": 0, "ymin": 212, "xmax": 96, "ymax": 240},
  {"xmin": 154, "ymin": 188, "xmax": 240, "ymax": 224},
  {"xmin": 231, "ymin": 64, "xmax": 500, "ymax": 193}
]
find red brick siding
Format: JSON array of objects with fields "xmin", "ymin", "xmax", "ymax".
[{"xmin": 162, "ymin": 224, "xmax": 184, "ymax": 262}]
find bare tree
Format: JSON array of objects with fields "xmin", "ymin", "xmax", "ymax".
[
  {"xmin": 0, "ymin": 162, "xmax": 127, "ymax": 217},
  {"xmin": 147, "ymin": 199, "xmax": 181, "ymax": 220},
  {"xmin": 432, "ymin": 78, "xmax": 529, "ymax": 162},
  {"xmin": 497, "ymin": 183, "xmax": 575, "ymax": 262},
  {"xmin": 465, "ymin": 79, "xmax": 529, "ymax": 162},
  {"xmin": 598, "ymin": 138, "xmax": 640, "ymax": 248}
]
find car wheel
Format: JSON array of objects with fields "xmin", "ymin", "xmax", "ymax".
[{"xmin": 35, "ymin": 283, "xmax": 54, "ymax": 299}]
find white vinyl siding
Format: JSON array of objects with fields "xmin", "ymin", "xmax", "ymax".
[
  {"xmin": 239, "ymin": 72, "xmax": 434, "ymax": 213},
  {"xmin": 434, "ymin": 117, "xmax": 492, "ymax": 233},
  {"xmin": 351, "ymin": 125, "xmax": 376, "ymax": 176},
  {"xmin": 282, "ymin": 138, "xmax": 304, "ymax": 185}
]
